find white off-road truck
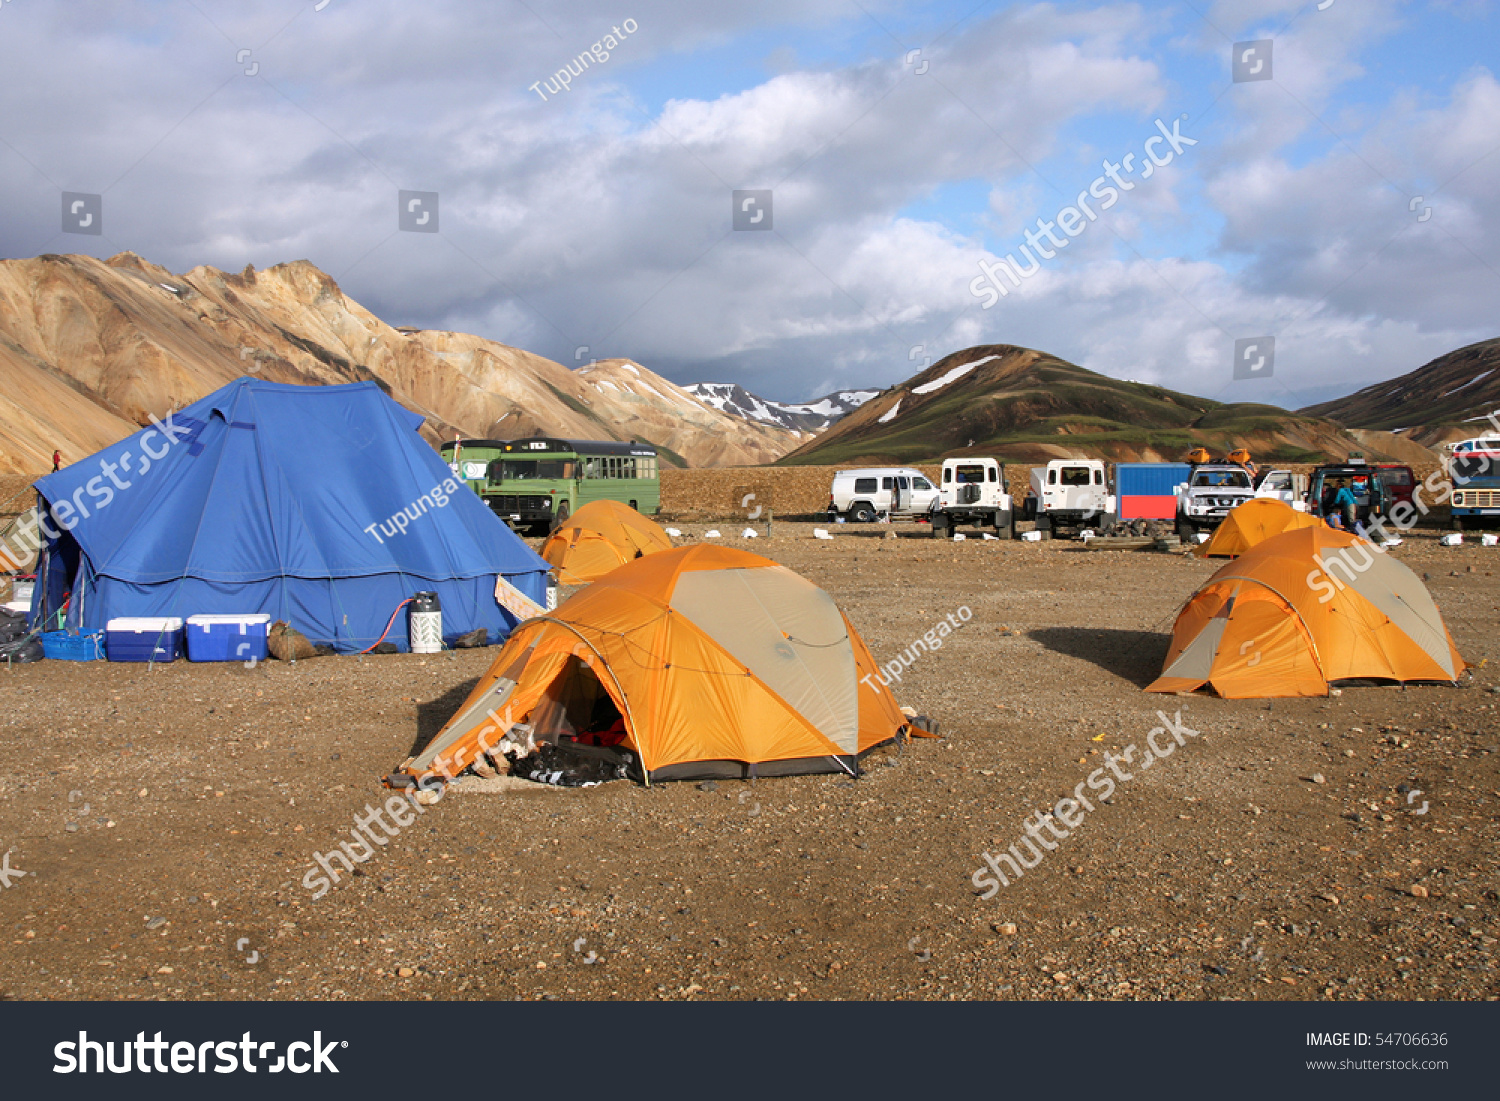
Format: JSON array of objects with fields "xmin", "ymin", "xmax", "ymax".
[
  {"xmin": 1175, "ymin": 462, "xmax": 1257, "ymax": 537},
  {"xmin": 1024, "ymin": 460, "xmax": 1116, "ymax": 539},
  {"xmin": 1252, "ymin": 468, "xmax": 1309, "ymax": 509},
  {"xmin": 929, "ymin": 458, "xmax": 1011, "ymax": 539}
]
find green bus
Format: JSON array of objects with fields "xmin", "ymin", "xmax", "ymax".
[
  {"xmin": 488, "ymin": 438, "xmax": 661, "ymax": 532},
  {"xmin": 439, "ymin": 438, "xmax": 510, "ymax": 495}
]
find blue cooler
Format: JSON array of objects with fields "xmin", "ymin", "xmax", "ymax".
[
  {"xmin": 185, "ymin": 614, "xmax": 271, "ymax": 662},
  {"xmin": 105, "ymin": 617, "xmax": 185, "ymax": 662}
]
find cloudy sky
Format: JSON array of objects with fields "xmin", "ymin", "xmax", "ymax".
[{"xmin": 1, "ymin": 0, "xmax": 1496, "ymax": 408}]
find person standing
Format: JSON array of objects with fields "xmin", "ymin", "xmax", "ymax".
[
  {"xmin": 51, "ymin": 449, "xmax": 61, "ymax": 472},
  {"xmin": 1332, "ymin": 480, "xmax": 1358, "ymax": 532}
]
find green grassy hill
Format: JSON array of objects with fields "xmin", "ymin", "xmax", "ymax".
[
  {"xmin": 1300, "ymin": 337, "xmax": 1500, "ymax": 445},
  {"xmin": 778, "ymin": 345, "xmax": 1373, "ymax": 467}
]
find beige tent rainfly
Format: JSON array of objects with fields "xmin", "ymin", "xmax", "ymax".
[
  {"xmin": 391, "ymin": 544, "xmax": 916, "ymax": 787},
  {"xmin": 1149, "ymin": 526, "xmax": 1464, "ymax": 698}
]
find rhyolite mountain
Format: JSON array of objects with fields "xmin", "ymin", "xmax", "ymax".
[{"xmin": 0, "ymin": 252, "xmax": 799, "ymax": 475}]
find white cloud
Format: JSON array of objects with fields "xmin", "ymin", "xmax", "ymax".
[{"xmin": 0, "ymin": 0, "xmax": 1492, "ymax": 410}]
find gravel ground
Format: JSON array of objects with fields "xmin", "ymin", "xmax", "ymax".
[{"xmin": 0, "ymin": 521, "xmax": 1496, "ymax": 1002}]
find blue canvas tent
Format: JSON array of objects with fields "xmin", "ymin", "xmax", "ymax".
[{"xmin": 29, "ymin": 378, "xmax": 549, "ymax": 652}]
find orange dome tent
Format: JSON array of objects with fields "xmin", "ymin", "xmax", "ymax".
[
  {"xmin": 541, "ymin": 499, "xmax": 675, "ymax": 584},
  {"xmin": 1149, "ymin": 526, "xmax": 1463, "ymax": 698},
  {"xmin": 392, "ymin": 545, "xmax": 913, "ymax": 785},
  {"xmin": 1194, "ymin": 498, "xmax": 1321, "ymax": 558}
]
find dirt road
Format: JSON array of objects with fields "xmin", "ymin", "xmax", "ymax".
[{"xmin": 1, "ymin": 523, "xmax": 1495, "ymax": 1001}]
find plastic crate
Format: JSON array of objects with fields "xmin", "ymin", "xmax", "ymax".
[
  {"xmin": 105, "ymin": 617, "xmax": 184, "ymax": 663},
  {"xmin": 41, "ymin": 631, "xmax": 106, "ymax": 662},
  {"xmin": 185, "ymin": 614, "xmax": 271, "ymax": 662}
]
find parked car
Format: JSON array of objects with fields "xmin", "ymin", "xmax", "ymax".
[
  {"xmin": 1025, "ymin": 460, "xmax": 1115, "ymax": 539},
  {"xmin": 1252, "ymin": 468, "xmax": 1309, "ymax": 508},
  {"xmin": 1175, "ymin": 463, "xmax": 1256, "ymax": 537},
  {"xmin": 828, "ymin": 467, "xmax": 938, "ymax": 522},
  {"xmin": 1306, "ymin": 461, "xmax": 1385, "ymax": 530},
  {"xmin": 1442, "ymin": 444, "xmax": 1500, "ymax": 530},
  {"xmin": 930, "ymin": 458, "xmax": 1010, "ymax": 538},
  {"xmin": 1374, "ymin": 464, "xmax": 1416, "ymax": 509}
]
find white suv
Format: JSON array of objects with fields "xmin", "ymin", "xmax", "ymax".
[
  {"xmin": 829, "ymin": 467, "xmax": 938, "ymax": 521},
  {"xmin": 1176, "ymin": 463, "xmax": 1256, "ymax": 535},
  {"xmin": 931, "ymin": 458, "xmax": 1011, "ymax": 538}
]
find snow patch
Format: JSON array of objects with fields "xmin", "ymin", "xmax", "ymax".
[
  {"xmin": 1441, "ymin": 369, "xmax": 1494, "ymax": 398},
  {"xmin": 878, "ymin": 399, "xmax": 902, "ymax": 423},
  {"xmin": 912, "ymin": 355, "xmax": 999, "ymax": 395}
]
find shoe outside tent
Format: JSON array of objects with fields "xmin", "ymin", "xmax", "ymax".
[
  {"xmin": 1149, "ymin": 526, "xmax": 1463, "ymax": 698},
  {"xmin": 1193, "ymin": 497, "xmax": 1321, "ymax": 558},
  {"xmin": 393, "ymin": 544, "xmax": 913, "ymax": 786},
  {"xmin": 541, "ymin": 498, "xmax": 674, "ymax": 585},
  {"xmin": 28, "ymin": 378, "xmax": 549, "ymax": 651}
]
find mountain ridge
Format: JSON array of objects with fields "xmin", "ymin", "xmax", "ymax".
[
  {"xmin": 0, "ymin": 252, "xmax": 799, "ymax": 475},
  {"xmin": 684, "ymin": 382, "xmax": 878, "ymax": 435},
  {"xmin": 1299, "ymin": 337, "xmax": 1500, "ymax": 448},
  {"xmin": 778, "ymin": 343, "xmax": 1423, "ymax": 466}
]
